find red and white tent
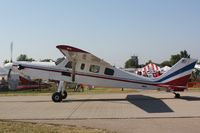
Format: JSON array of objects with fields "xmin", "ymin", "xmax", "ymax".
[
  {"xmin": 141, "ymin": 63, "xmax": 160, "ymax": 73},
  {"xmin": 137, "ymin": 63, "xmax": 161, "ymax": 77}
]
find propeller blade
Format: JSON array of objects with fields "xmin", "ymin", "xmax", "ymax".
[
  {"xmin": 7, "ymin": 69, "xmax": 12, "ymax": 81},
  {"xmin": 10, "ymin": 42, "xmax": 13, "ymax": 63}
]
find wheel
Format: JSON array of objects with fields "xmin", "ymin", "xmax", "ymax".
[
  {"xmin": 62, "ymin": 91, "xmax": 67, "ymax": 99},
  {"xmin": 174, "ymin": 93, "xmax": 180, "ymax": 98},
  {"xmin": 52, "ymin": 92, "xmax": 62, "ymax": 102}
]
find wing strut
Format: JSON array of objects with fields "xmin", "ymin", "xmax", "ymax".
[{"xmin": 72, "ymin": 59, "xmax": 76, "ymax": 82}]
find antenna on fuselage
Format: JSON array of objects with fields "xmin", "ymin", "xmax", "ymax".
[{"xmin": 7, "ymin": 41, "xmax": 14, "ymax": 83}]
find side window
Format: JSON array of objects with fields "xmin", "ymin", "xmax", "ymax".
[
  {"xmin": 104, "ymin": 68, "xmax": 114, "ymax": 76},
  {"xmin": 80, "ymin": 63, "xmax": 85, "ymax": 70},
  {"xmin": 65, "ymin": 61, "xmax": 72, "ymax": 68},
  {"xmin": 89, "ymin": 65, "xmax": 100, "ymax": 73}
]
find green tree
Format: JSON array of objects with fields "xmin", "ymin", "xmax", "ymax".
[
  {"xmin": 159, "ymin": 50, "xmax": 191, "ymax": 66},
  {"xmin": 17, "ymin": 54, "xmax": 35, "ymax": 62},
  {"xmin": 160, "ymin": 60, "xmax": 171, "ymax": 67},
  {"xmin": 170, "ymin": 50, "xmax": 190, "ymax": 66},
  {"xmin": 40, "ymin": 59, "xmax": 53, "ymax": 62},
  {"xmin": 180, "ymin": 50, "xmax": 190, "ymax": 58},
  {"xmin": 145, "ymin": 60, "xmax": 152, "ymax": 65},
  {"xmin": 170, "ymin": 54, "xmax": 181, "ymax": 66},
  {"xmin": 125, "ymin": 58, "xmax": 138, "ymax": 68}
]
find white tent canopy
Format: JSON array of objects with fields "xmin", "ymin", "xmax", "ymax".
[
  {"xmin": 195, "ymin": 64, "xmax": 200, "ymax": 70},
  {"xmin": 160, "ymin": 66, "xmax": 171, "ymax": 73},
  {"xmin": 0, "ymin": 67, "xmax": 8, "ymax": 76}
]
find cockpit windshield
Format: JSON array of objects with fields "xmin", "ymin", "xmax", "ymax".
[{"xmin": 55, "ymin": 57, "xmax": 65, "ymax": 65}]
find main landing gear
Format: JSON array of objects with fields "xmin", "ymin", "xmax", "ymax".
[{"xmin": 52, "ymin": 81, "xmax": 68, "ymax": 102}]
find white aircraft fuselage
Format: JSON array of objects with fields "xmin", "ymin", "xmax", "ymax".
[{"xmin": 3, "ymin": 45, "xmax": 198, "ymax": 102}]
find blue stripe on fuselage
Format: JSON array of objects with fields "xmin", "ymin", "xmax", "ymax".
[{"xmin": 156, "ymin": 61, "xmax": 196, "ymax": 83}]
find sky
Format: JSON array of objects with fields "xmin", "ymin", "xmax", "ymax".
[{"xmin": 0, "ymin": 0, "xmax": 200, "ymax": 67}]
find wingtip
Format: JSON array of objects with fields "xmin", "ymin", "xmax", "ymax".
[{"xmin": 56, "ymin": 45, "xmax": 88, "ymax": 53}]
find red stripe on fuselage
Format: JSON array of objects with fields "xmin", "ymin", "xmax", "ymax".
[
  {"xmin": 13, "ymin": 64, "xmax": 157, "ymax": 86},
  {"xmin": 13, "ymin": 64, "xmax": 190, "ymax": 90}
]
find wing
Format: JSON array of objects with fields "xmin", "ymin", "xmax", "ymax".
[{"xmin": 56, "ymin": 45, "xmax": 111, "ymax": 67}]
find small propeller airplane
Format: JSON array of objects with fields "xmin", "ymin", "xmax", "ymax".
[{"xmin": 4, "ymin": 45, "xmax": 198, "ymax": 102}]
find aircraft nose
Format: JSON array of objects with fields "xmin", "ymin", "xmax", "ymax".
[{"xmin": 3, "ymin": 62, "xmax": 13, "ymax": 70}]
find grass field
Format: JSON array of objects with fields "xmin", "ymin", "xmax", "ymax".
[
  {"xmin": 0, "ymin": 120, "xmax": 112, "ymax": 133},
  {"xmin": 0, "ymin": 87, "xmax": 199, "ymax": 133}
]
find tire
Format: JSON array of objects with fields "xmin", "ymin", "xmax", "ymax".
[
  {"xmin": 175, "ymin": 93, "xmax": 180, "ymax": 98},
  {"xmin": 52, "ymin": 92, "xmax": 62, "ymax": 102},
  {"xmin": 62, "ymin": 91, "xmax": 68, "ymax": 99}
]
